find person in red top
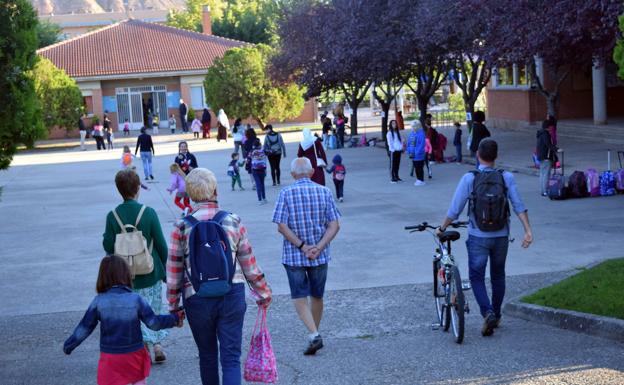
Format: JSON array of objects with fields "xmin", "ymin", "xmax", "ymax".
[
  {"xmin": 167, "ymin": 168, "xmax": 272, "ymax": 385},
  {"xmin": 297, "ymin": 128, "xmax": 328, "ymax": 186}
]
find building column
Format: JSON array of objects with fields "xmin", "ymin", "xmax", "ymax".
[{"xmin": 592, "ymin": 61, "xmax": 607, "ymax": 125}]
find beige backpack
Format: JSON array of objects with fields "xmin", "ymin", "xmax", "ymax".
[{"xmin": 112, "ymin": 205, "xmax": 154, "ymax": 277}]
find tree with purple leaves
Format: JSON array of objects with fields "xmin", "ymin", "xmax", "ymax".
[
  {"xmin": 444, "ymin": 0, "xmax": 495, "ymax": 133},
  {"xmin": 395, "ymin": 0, "xmax": 452, "ymax": 126},
  {"xmin": 483, "ymin": 0, "xmax": 622, "ymax": 118},
  {"xmin": 273, "ymin": 0, "xmax": 386, "ymax": 135}
]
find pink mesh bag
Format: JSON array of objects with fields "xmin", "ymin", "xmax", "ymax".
[{"xmin": 243, "ymin": 307, "xmax": 278, "ymax": 383}]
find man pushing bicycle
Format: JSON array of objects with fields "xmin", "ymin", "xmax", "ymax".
[{"xmin": 438, "ymin": 139, "xmax": 533, "ymax": 337}]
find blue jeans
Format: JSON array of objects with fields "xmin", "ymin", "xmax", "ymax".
[
  {"xmin": 140, "ymin": 151, "xmax": 152, "ymax": 178},
  {"xmin": 455, "ymin": 144, "xmax": 462, "ymax": 162},
  {"xmin": 252, "ymin": 170, "xmax": 266, "ymax": 201},
  {"xmin": 184, "ymin": 284, "xmax": 247, "ymax": 385},
  {"xmin": 466, "ymin": 235, "xmax": 509, "ymax": 318}
]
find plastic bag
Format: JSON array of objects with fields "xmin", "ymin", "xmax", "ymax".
[{"xmin": 243, "ymin": 307, "xmax": 278, "ymax": 383}]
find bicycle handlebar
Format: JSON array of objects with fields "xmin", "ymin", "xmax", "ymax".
[{"xmin": 404, "ymin": 221, "xmax": 468, "ymax": 232}]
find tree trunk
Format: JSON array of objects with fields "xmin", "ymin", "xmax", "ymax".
[
  {"xmin": 255, "ymin": 117, "xmax": 265, "ymax": 130},
  {"xmin": 464, "ymin": 98, "xmax": 475, "ymax": 134},
  {"xmin": 417, "ymin": 97, "xmax": 428, "ymax": 126},
  {"xmin": 350, "ymin": 108, "xmax": 358, "ymax": 136},
  {"xmin": 380, "ymin": 102, "xmax": 390, "ymax": 141},
  {"xmin": 546, "ymin": 94, "xmax": 558, "ymax": 119}
]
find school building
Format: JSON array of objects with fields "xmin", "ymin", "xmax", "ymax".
[
  {"xmin": 487, "ymin": 59, "xmax": 624, "ymax": 136},
  {"xmin": 37, "ymin": 7, "xmax": 317, "ymax": 138}
]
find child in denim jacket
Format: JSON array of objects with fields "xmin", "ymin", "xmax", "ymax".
[{"xmin": 64, "ymin": 255, "xmax": 183, "ymax": 385}]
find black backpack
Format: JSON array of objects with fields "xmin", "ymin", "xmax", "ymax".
[{"xmin": 469, "ymin": 170, "xmax": 510, "ymax": 232}]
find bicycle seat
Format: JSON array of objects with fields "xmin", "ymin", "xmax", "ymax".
[{"xmin": 438, "ymin": 230, "xmax": 460, "ymax": 243}]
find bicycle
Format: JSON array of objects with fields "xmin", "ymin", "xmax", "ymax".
[{"xmin": 404, "ymin": 221, "xmax": 470, "ymax": 344}]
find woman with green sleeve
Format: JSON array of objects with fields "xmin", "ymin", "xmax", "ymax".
[{"xmin": 103, "ymin": 169, "xmax": 171, "ymax": 363}]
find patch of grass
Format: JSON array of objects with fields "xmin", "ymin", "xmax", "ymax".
[{"xmin": 522, "ymin": 258, "xmax": 624, "ymax": 320}]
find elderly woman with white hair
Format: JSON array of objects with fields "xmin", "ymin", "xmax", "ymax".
[
  {"xmin": 406, "ymin": 120, "xmax": 427, "ymax": 186},
  {"xmin": 166, "ymin": 168, "xmax": 272, "ymax": 385}
]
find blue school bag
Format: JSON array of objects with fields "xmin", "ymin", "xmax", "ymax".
[{"xmin": 183, "ymin": 211, "xmax": 235, "ymax": 297}]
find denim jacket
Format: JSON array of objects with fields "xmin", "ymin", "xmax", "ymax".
[{"xmin": 64, "ymin": 286, "xmax": 178, "ymax": 354}]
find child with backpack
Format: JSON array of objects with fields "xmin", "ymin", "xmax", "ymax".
[
  {"xmin": 152, "ymin": 114, "xmax": 159, "ymax": 135},
  {"xmin": 169, "ymin": 114, "xmax": 177, "ymax": 134},
  {"xmin": 121, "ymin": 145, "xmax": 135, "ymax": 169},
  {"xmin": 263, "ymin": 124, "xmax": 286, "ymax": 186},
  {"xmin": 248, "ymin": 139, "xmax": 267, "ymax": 204},
  {"xmin": 64, "ymin": 255, "xmax": 183, "ymax": 385},
  {"xmin": 453, "ymin": 122, "xmax": 462, "ymax": 163},
  {"xmin": 123, "ymin": 118, "xmax": 130, "ymax": 137},
  {"xmin": 425, "ymin": 134, "xmax": 433, "ymax": 179},
  {"xmin": 228, "ymin": 152, "xmax": 245, "ymax": 191},
  {"xmin": 105, "ymin": 126, "xmax": 114, "ymax": 150},
  {"xmin": 326, "ymin": 154, "xmax": 346, "ymax": 202},
  {"xmin": 167, "ymin": 163, "xmax": 192, "ymax": 214}
]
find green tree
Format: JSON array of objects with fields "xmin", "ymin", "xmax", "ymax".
[
  {"xmin": 30, "ymin": 57, "xmax": 83, "ymax": 131},
  {"xmin": 0, "ymin": 0, "xmax": 45, "ymax": 169},
  {"xmin": 167, "ymin": 0, "xmax": 279, "ymax": 44},
  {"xmin": 614, "ymin": 14, "xmax": 624, "ymax": 79},
  {"xmin": 204, "ymin": 44, "xmax": 304, "ymax": 128},
  {"xmin": 213, "ymin": 0, "xmax": 279, "ymax": 44},
  {"xmin": 36, "ymin": 19, "xmax": 62, "ymax": 48},
  {"xmin": 167, "ymin": 0, "xmax": 226, "ymax": 32}
]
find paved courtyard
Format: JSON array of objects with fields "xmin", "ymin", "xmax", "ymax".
[{"xmin": 1, "ymin": 125, "xmax": 623, "ymax": 384}]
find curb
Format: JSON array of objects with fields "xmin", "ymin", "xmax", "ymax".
[
  {"xmin": 505, "ymin": 301, "xmax": 624, "ymax": 343},
  {"xmin": 504, "ymin": 260, "xmax": 624, "ymax": 343}
]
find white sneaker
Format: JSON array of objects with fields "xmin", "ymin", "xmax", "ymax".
[
  {"xmin": 182, "ymin": 207, "xmax": 190, "ymax": 216},
  {"xmin": 414, "ymin": 180, "xmax": 426, "ymax": 186},
  {"xmin": 339, "ymin": 197, "xmax": 344, "ymax": 202}
]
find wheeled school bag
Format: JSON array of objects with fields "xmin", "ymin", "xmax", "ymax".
[
  {"xmin": 616, "ymin": 151, "xmax": 624, "ymax": 193},
  {"xmin": 586, "ymin": 168, "xmax": 600, "ymax": 197},
  {"xmin": 112, "ymin": 205, "xmax": 154, "ymax": 277},
  {"xmin": 547, "ymin": 150, "xmax": 567, "ymax": 200},
  {"xmin": 567, "ymin": 171, "xmax": 589, "ymax": 198},
  {"xmin": 183, "ymin": 211, "xmax": 235, "ymax": 298},
  {"xmin": 599, "ymin": 150, "xmax": 616, "ymax": 196}
]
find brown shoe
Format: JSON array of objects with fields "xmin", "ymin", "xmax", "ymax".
[{"xmin": 153, "ymin": 344, "xmax": 167, "ymax": 363}]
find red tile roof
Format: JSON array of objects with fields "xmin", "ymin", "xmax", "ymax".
[{"xmin": 38, "ymin": 19, "xmax": 246, "ymax": 78}]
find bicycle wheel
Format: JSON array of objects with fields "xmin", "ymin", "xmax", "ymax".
[
  {"xmin": 433, "ymin": 259, "xmax": 444, "ymax": 326},
  {"xmin": 449, "ymin": 265, "xmax": 465, "ymax": 344}
]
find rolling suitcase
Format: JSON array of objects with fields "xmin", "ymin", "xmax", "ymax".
[
  {"xmin": 616, "ymin": 151, "xmax": 624, "ymax": 193},
  {"xmin": 599, "ymin": 150, "xmax": 616, "ymax": 196},
  {"xmin": 548, "ymin": 150, "xmax": 567, "ymax": 200}
]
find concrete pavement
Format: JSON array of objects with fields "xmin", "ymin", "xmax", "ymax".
[
  {"xmin": 1, "ymin": 125, "xmax": 623, "ymax": 384},
  {"xmin": 2, "ymin": 273, "xmax": 623, "ymax": 385}
]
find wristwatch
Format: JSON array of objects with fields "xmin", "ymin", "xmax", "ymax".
[{"xmin": 297, "ymin": 241, "xmax": 305, "ymax": 250}]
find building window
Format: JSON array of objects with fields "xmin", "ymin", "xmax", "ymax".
[
  {"xmin": 190, "ymin": 85, "xmax": 208, "ymax": 109},
  {"xmin": 497, "ymin": 65, "xmax": 514, "ymax": 86},
  {"xmin": 83, "ymin": 96, "xmax": 93, "ymax": 115},
  {"xmin": 493, "ymin": 64, "xmax": 530, "ymax": 88}
]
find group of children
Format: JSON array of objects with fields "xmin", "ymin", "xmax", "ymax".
[{"xmin": 227, "ymin": 137, "xmax": 347, "ymax": 204}]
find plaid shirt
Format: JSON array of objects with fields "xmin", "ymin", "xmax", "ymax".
[
  {"xmin": 167, "ymin": 202, "xmax": 271, "ymax": 311},
  {"xmin": 272, "ymin": 178, "xmax": 341, "ymax": 266}
]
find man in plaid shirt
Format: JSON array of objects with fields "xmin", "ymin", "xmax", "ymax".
[
  {"xmin": 167, "ymin": 168, "xmax": 271, "ymax": 384},
  {"xmin": 272, "ymin": 157, "xmax": 341, "ymax": 355}
]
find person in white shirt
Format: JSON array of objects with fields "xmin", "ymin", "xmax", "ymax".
[{"xmin": 386, "ymin": 120, "xmax": 404, "ymax": 183}]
